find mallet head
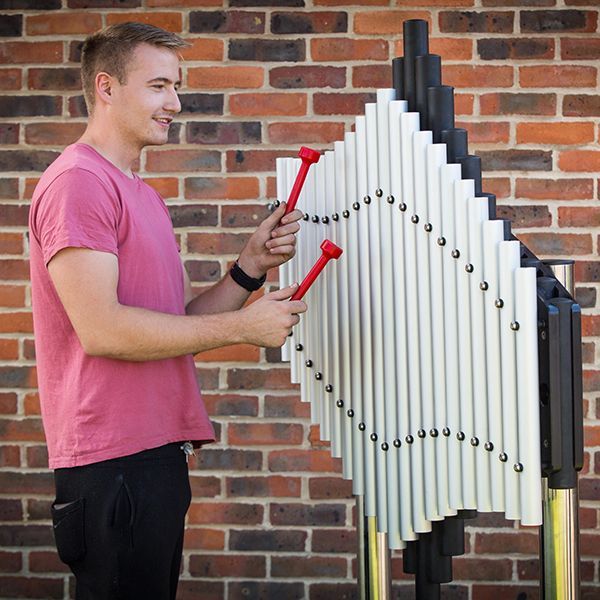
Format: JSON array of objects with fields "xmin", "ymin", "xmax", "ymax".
[
  {"xmin": 320, "ymin": 239, "xmax": 343, "ymax": 260},
  {"xmin": 298, "ymin": 146, "xmax": 321, "ymax": 165}
]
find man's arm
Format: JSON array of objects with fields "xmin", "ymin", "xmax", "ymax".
[
  {"xmin": 48, "ymin": 247, "xmax": 306, "ymax": 362},
  {"xmin": 185, "ymin": 202, "xmax": 302, "ymax": 315}
]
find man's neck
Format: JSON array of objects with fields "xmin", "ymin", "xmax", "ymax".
[{"xmin": 78, "ymin": 122, "xmax": 140, "ymax": 178}]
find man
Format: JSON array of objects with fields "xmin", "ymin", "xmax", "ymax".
[{"xmin": 28, "ymin": 22, "xmax": 307, "ymax": 599}]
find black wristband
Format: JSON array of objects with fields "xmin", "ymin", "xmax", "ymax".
[{"xmin": 229, "ymin": 261, "xmax": 266, "ymax": 292}]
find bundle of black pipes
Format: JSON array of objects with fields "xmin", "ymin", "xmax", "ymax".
[{"xmin": 386, "ymin": 19, "xmax": 583, "ymax": 600}]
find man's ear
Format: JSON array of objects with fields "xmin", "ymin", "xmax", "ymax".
[{"xmin": 95, "ymin": 72, "xmax": 114, "ymax": 106}]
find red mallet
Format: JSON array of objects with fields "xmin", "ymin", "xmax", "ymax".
[
  {"xmin": 291, "ymin": 239, "xmax": 343, "ymax": 301},
  {"xmin": 284, "ymin": 146, "xmax": 321, "ymax": 216}
]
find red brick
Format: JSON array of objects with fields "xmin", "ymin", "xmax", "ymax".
[
  {"xmin": 314, "ymin": 92, "xmax": 376, "ymax": 115},
  {"xmin": 582, "ymin": 315, "xmax": 600, "ymax": 337},
  {"xmin": 26, "ymin": 445, "xmax": 48, "ymax": 469},
  {"xmin": 184, "ymin": 528, "xmax": 225, "ymax": 551},
  {"xmin": 0, "ymin": 233, "xmax": 23, "ymax": 255},
  {"xmin": 475, "ymin": 532, "xmax": 539, "ymax": 554},
  {"xmin": 457, "ymin": 120, "xmax": 510, "ymax": 144},
  {"xmin": 352, "ymin": 65, "xmax": 390, "ymax": 88},
  {"xmin": 443, "ymin": 65, "xmax": 513, "ymax": 88},
  {"xmin": 226, "ymin": 366, "xmax": 294, "ymax": 389},
  {"xmin": 517, "ymin": 121, "xmax": 594, "ymax": 145},
  {"xmin": 0, "ymin": 313, "xmax": 33, "ymax": 334},
  {"xmin": 521, "ymin": 9, "xmax": 597, "ymax": 33},
  {"xmin": 428, "ymin": 37, "xmax": 473, "ymax": 60},
  {"xmin": 272, "ymin": 555, "xmax": 347, "ymax": 577},
  {"xmin": 0, "ymin": 393, "xmax": 17, "ymax": 415},
  {"xmin": 226, "ymin": 475, "xmax": 301, "ymax": 498},
  {"xmin": 315, "ymin": 0, "xmax": 386, "ymax": 4},
  {"xmin": 228, "ymin": 422, "xmax": 304, "ymax": 446},
  {"xmin": 268, "ymin": 121, "xmax": 345, "ymax": 144},
  {"xmin": 472, "ymin": 584, "xmax": 539, "ymax": 600},
  {"xmin": 517, "ymin": 232, "xmax": 592, "ymax": 255},
  {"xmin": 559, "ymin": 150, "xmax": 600, "ymax": 172},
  {"xmin": 0, "ymin": 42, "xmax": 62, "ymax": 64},
  {"xmin": 0, "ymin": 417, "xmax": 45, "ymax": 442},
  {"xmin": 0, "ymin": 550, "xmax": 21, "ymax": 573},
  {"xmin": 439, "ymin": 10, "xmax": 514, "ymax": 33},
  {"xmin": 25, "ymin": 122, "xmax": 86, "ymax": 146},
  {"xmin": 581, "ymin": 533, "xmax": 600, "ymax": 557},
  {"xmin": 480, "ymin": 92, "xmax": 556, "ymax": 115},
  {"xmin": 189, "ymin": 554, "xmax": 266, "ymax": 578},
  {"xmin": 188, "ymin": 502, "xmax": 263, "ymax": 525},
  {"xmin": 564, "ymin": 94, "xmax": 600, "ymax": 117},
  {"xmin": 309, "ymin": 477, "xmax": 353, "ymax": 500},
  {"xmin": 520, "ymin": 65, "xmax": 597, "ymax": 88},
  {"xmin": 230, "ymin": 93, "xmax": 307, "ymax": 117},
  {"xmin": 145, "ymin": 149, "xmax": 220, "ymax": 173},
  {"xmin": 497, "ymin": 205, "xmax": 552, "ymax": 227},
  {"xmin": 142, "ymin": 177, "xmax": 178, "ymax": 199},
  {"xmin": 311, "ymin": 528, "xmax": 356, "ymax": 553},
  {"xmin": 482, "ymin": 177, "xmax": 510, "ymax": 199},
  {"xmin": 0, "ymin": 69, "xmax": 21, "ymax": 91},
  {"xmin": 0, "ymin": 259, "xmax": 30, "ymax": 281},
  {"xmin": 515, "ymin": 177, "xmax": 594, "ymax": 200},
  {"xmin": 180, "ymin": 38, "xmax": 224, "ymax": 61},
  {"xmin": 28, "ymin": 551, "xmax": 68, "ymax": 574},
  {"xmin": 106, "ymin": 12, "xmax": 182, "ymax": 31},
  {"xmin": 26, "ymin": 12, "xmax": 101, "ymax": 35},
  {"xmin": 453, "ymin": 557, "xmax": 513, "ymax": 580},
  {"xmin": 0, "ymin": 339, "xmax": 18, "ymax": 360},
  {"xmin": 455, "ymin": 93, "xmax": 474, "ymax": 115},
  {"xmin": 0, "ymin": 576, "xmax": 62, "ymax": 599},
  {"xmin": 584, "ymin": 425, "xmax": 600, "ymax": 447},
  {"xmin": 269, "ymin": 449, "xmax": 342, "ymax": 473},
  {"xmin": 226, "ymin": 149, "xmax": 291, "ymax": 173},
  {"xmin": 264, "ymin": 395, "xmax": 310, "ymax": 419},
  {"xmin": 577, "ymin": 264, "xmax": 600, "ymax": 285},
  {"xmin": 185, "ymin": 177, "xmax": 259, "ymax": 200},
  {"xmin": 311, "ymin": 38, "xmax": 388, "ymax": 61},
  {"xmin": 562, "ymin": 37, "xmax": 600, "ymax": 60},
  {"xmin": 270, "ymin": 65, "xmax": 345, "ymax": 89},
  {"xmin": 24, "ymin": 392, "xmax": 40, "ymax": 416},
  {"xmin": 354, "ymin": 11, "xmax": 431, "ymax": 34},
  {"xmin": 148, "ymin": 0, "xmax": 220, "ymax": 5},
  {"xmin": 0, "ymin": 445, "xmax": 20, "ymax": 467},
  {"xmin": 188, "ymin": 66, "xmax": 263, "ymax": 89},
  {"xmin": 271, "ymin": 11, "xmax": 348, "ymax": 34}
]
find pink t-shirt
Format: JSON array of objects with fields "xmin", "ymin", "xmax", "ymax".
[{"xmin": 29, "ymin": 143, "xmax": 215, "ymax": 469}]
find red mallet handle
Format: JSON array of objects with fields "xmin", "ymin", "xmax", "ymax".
[
  {"xmin": 291, "ymin": 239, "xmax": 343, "ymax": 301},
  {"xmin": 284, "ymin": 146, "xmax": 321, "ymax": 216}
]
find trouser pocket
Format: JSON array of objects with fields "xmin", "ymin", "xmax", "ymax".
[{"xmin": 51, "ymin": 497, "xmax": 86, "ymax": 565}]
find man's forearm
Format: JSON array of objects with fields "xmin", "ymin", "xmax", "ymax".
[
  {"xmin": 185, "ymin": 269, "xmax": 255, "ymax": 316},
  {"xmin": 86, "ymin": 304, "xmax": 245, "ymax": 361}
]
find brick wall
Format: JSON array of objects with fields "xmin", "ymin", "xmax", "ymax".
[{"xmin": 0, "ymin": 1, "xmax": 599, "ymax": 599}]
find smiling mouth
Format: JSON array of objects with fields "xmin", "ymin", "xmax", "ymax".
[{"xmin": 153, "ymin": 117, "xmax": 172, "ymax": 126}]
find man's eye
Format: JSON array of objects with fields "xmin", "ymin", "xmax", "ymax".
[{"xmin": 152, "ymin": 85, "xmax": 164, "ymax": 89}]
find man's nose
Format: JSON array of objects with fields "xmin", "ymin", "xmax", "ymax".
[{"xmin": 166, "ymin": 87, "xmax": 181, "ymax": 114}]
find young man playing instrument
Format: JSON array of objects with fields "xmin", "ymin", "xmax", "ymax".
[{"xmin": 28, "ymin": 22, "xmax": 306, "ymax": 599}]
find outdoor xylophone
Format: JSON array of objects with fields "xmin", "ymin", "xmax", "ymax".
[{"xmin": 276, "ymin": 19, "xmax": 583, "ymax": 600}]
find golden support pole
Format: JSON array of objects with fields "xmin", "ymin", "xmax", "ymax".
[{"xmin": 540, "ymin": 260, "xmax": 581, "ymax": 600}]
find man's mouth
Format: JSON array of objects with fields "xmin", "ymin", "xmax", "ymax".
[{"xmin": 153, "ymin": 117, "xmax": 172, "ymax": 127}]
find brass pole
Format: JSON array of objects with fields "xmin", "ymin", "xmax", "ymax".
[{"xmin": 540, "ymin": 259, "xmax": 580, "ymax": 600}]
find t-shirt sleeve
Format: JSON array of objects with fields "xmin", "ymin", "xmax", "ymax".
[{"xmin": 33, "ymin": 168, "xmax": 121, "ymax": 266}]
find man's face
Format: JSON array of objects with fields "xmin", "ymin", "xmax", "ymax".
[{"xmin": 109, "ymin": 43, "xmax": 181, "ymax": 149}]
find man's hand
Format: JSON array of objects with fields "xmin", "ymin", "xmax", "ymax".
[
  {"xmin": 237, "ymin": 202, "xmax": 303, "ymax": 278},
  {"xmin": 239, "ymin": 284, "xmax": 307, "ymax": 348}
]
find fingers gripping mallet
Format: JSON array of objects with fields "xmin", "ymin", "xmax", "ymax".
[
  {"xmin": 291, "ymin": 239, "xmax": 343, "ymax": 301},
  {"xmin": 284, "ymin": 147, "xmax": 321, "ymax": 216}
]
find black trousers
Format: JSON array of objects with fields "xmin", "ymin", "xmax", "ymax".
[{"xmin": 52, "ymin": 443, "xmax": 192, "ymax": 600}]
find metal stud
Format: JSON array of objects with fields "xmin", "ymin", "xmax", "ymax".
[
  {"xmin": 480, "ymin": 281, "xmax": 489, "ymax": 291},
  {"xmin": 274, "ymin": 200, "xmax": 281, "ymax": 208},
  {"xmin": 353, "ymin": 202, "xmax": 360, "ymax": 211},
  {"xmin": 510, "ymin": 321, "xmax": 520, "ymax": 331},
  {"xmin": 347, "ymin": 409, "xmax": 354, "ymax": 417},
  {"xmin": 325, "ymin": 384, "xmax": 333, "ymax": 393},
  {"xmin": 381, "ymin": 442, "xmax": 389, "ymax": 451},
  {"xmin": 470, "ymin": 437, "xmax": 479, "ymax": 447},
  {"xmin": 499, "ymin": 452, "xmax": 508, "ymax": 462},
  {"xmin": 442, "ymin": 427, "xmax": 450, "ymax": 437},
  {"xmin": 495, "ymin": 298, "xmax": 504, "ymax": 309},
  {"xmin": 305, "ymin": 359, "xmax": 313, "ymax": 368},
  {"xmin": 406, "ymin": 434, "xmax": 414, "ymax": 444},
  {"xmin": 452, "ymin": 249, "xmax": 460, "ymax": 259},
  {"xmin": 411, "ymin": 215, "xmax": 419, "ymax": 224},
  {"xmin": 484, "ymin": 442, "xmax": 494, "ymax": 452},
  {"xmin": 399, "ymin": 202, "xmax": 407, "ymax": 212},
  {"xmin": 312, "ymin": 215, "xmax": 319, "ymax": 223},
  {"xmin": 387, "ymin": 195, "xmax": 395, "ymax": 204},
  {"xmin": 370, "ymin": 433, "xmax": 378, "ymax": 442},
  {"xmin": 332, "ymin": 213, "xmax": 339, "ymax": 222},
  {"xmin": 437, "ymin": 237, "xmax": 446, "ymax": 247},
  {"xmin": 303, "ymin": 213, "xmax": 309, "ymax": 221},
  {"xmin": 417, "ymin": 429, "xmax": 426, "ymax": 439},
  {"xmin": 375, "ymin": 188, "xmax": 383, "ymax": 198},
  {"xmin": 295, "ymin": 344, "xmax": 303, "ymax": 351},
  {"xmin": 514, "ymin": 463, "xmax": 524, "ymax": 473},
  {"xmin": 393, "ymin": 438, "xmax": 401, "ymax": 448},
  {"xmin": 424, "ymin": 223, "xmax": 432, "ymax": 233},
  {"xmin": 457, "ymin": 431, "xmax": 465, "ymax": 441},
  {"xmin": 363, "ymin": 196, "xmax": 371, "ymax": 205},
  {"xmin": 465, "ymin": 264, "xmax": 474, "ymax": 273},
  {"xmin": 336, "ymin": 399, "xmax": 344, "ymax": 408},
  {"xmin": 430, "ymin": 428, "xmax": 439, "ymax": 438},
  {"xmin": 321, "ymin": 216, "xmax": 329, "ymax": 224},
  {"xmin": 315, "ymin": 372, "xmax": 322, "ymax": 380},
  {"xmin": 343, "ymin": 210, "xmax": 350, "ymax": 218},
  {"xmin": 358, "ymin": 422, "xmax": 366, "ymax": 431}
]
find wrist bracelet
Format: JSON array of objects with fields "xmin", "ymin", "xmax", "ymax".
[{"xmin": 229, "ymin": 261, "xmax": 266, "ymax": 292}]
